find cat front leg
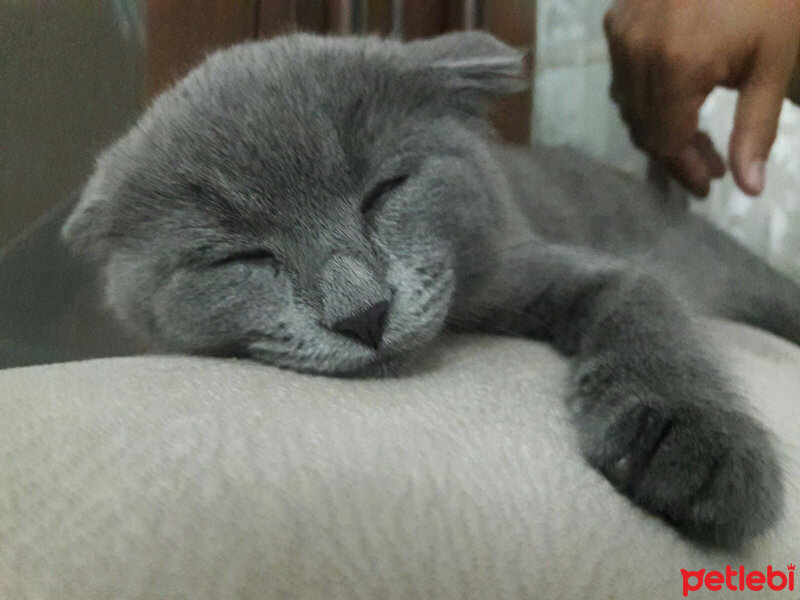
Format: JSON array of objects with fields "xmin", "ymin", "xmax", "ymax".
[{"xmin": 452, "ymin": 242, "xmax": 784, "ymax": 548}]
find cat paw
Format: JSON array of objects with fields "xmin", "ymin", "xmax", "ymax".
[{"xmin": 570, "ymin": 357, "xmax": 784, "ymax": 549}]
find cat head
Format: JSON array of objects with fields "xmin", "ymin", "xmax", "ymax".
[{"xmin": 62, "ymin": 32, "xmax": 528, "ymax": 375}]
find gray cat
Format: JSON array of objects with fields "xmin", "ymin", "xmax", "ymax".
[{"xmin": 63, "ymin": 32, "xmax": 800, "ymax": 549}]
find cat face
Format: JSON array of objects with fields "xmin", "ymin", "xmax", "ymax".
[{"xmin": 63, "ymin": 33, "xmax": 528, "ymax": 374}]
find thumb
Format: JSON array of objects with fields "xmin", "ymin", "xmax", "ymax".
[{"xmin": 729, "ymin": 49, "xmax": 793, "ymax": 196}]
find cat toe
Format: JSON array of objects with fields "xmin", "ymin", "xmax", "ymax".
[
  {"xmin": 655, "ymin": 414, "xmax": 784, "ymax": 549},
  {"xmin": 574, "ymin": 379, "xmax": 784, "ymax": 548}
]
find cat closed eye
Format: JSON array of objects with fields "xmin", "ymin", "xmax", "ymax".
[
  {"xmin": 360, "ymin": 175, "xmax": 409, "ymax": 214},
  {"xmin": 209, "ymin": 249, "xmax": 277, "ymax": 267}
]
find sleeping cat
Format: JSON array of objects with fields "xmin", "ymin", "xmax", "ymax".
[{"xmin": 63, "ymin": 32, "xmax": 800, "ymax": 549}]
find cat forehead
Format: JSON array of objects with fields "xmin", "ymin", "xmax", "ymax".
[
  {"xmin": 149, "ymin": 35, "xmax": 432, "ymax": 150},
  {"xmin": 125, "ymin": 37, "xmax": 437, "ymax": 208}
]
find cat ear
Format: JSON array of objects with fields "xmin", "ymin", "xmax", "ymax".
[
  {"xmin": 61, "ymin": 161, "xmax": 115, "ymax": 261},
  {"xmin": 405, "ymin": 31, "xmax": 532, "ymax": 98}
]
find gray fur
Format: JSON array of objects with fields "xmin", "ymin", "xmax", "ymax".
[{"xmin": 64, "ymin": 32, "xmax": 800, "ymax": 549}]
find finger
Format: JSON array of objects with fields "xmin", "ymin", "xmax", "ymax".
[
  {"xmin": 607, "ymin": 47, "xmax": 627, "ymax": 107},
  {"xmin": 605, "ymin": 4, "xmax": 650, "ymax": 122},
  {"xmin": 605, "ymin": 10, "xmax": 631, "ymax": 108},
  {"xmin": 729, "ymin": 45, "xmax": 795, "ymax": 196},
  {"xmin": 647, "ymin": 54, "xmax": 708, "ymax": 157},
  {"xmin": 624, "ymin": 115, "xmax": 652, "ymax": 153},
  {"xmin": 666, "ymin": 144, "xmax": 713, "ymax": 198},
  {"xmin": 627, "ymin": 43, "xmax": 651, "ymax": 123},
  {"xmin": 617, "ymin": 11, "xmax": 654, "ymax": 124},
  {"xmin": 691, "ymin": 131, "xmax": 726, "ymax": 178}
]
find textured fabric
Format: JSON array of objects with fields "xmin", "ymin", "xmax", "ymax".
[{"xmin": 1, "ymin": 323, "xmax": 798, "ymax": 599}]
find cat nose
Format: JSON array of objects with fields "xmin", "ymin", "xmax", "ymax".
[{"xmin": 332, "ymin": 300, "xmax": 389, "ymax": 350}]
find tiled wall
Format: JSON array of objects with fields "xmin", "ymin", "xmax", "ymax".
[
  {"xmin": 533, "ymin": 0, "xmax": 800, "ymax": 279},
  {"xmin": 533, "ymin": 0, "xmax": 645, "ymax": 175},
  {"xmin": 698, "ymin": 90, "xmax": 800, "ymax": 277}
]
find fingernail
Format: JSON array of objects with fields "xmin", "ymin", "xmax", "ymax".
[{"xmin": 746, "ymin": 161, "xmax": 766, "ymax": 194}]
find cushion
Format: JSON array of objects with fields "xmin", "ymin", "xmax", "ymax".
[{"xmin": 1, "ymin": 321, "xmax": 798, "ymax": 599}]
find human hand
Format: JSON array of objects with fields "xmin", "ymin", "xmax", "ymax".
[{"xmin": 604, "ymin": 0, "xmax": 800, "ymax": 197}]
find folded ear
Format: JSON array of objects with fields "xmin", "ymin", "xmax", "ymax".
[
  {"xmin": 405, "ymin": 31, "xmax": 532, "ymax": 98},
  {"xmin": 61, "ymin": 160, "xmax": 115, "ymax": 262}
]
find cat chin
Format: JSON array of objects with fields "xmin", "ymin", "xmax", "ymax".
[
  {"xmin": 247, "ymin": 344, "xmax": 367, "ymax": 375},
  {"xmin": 246, "ymin": 344, "xmax": 394, "ymax": 377},
  {"xmin": 247, "ymin": 342, "xmax": 439, "ymax": 378},
  {"xmin": 246, "ymin": 313, "xmax": 448, "ymax": 377}
]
